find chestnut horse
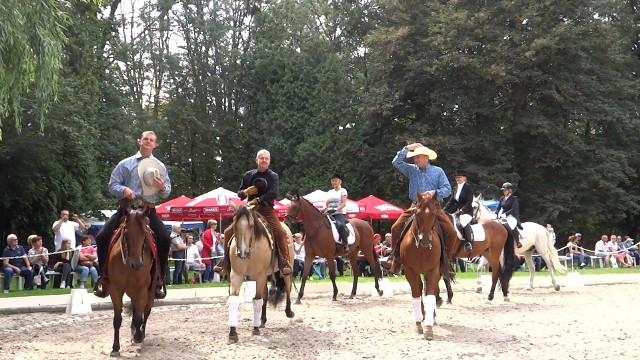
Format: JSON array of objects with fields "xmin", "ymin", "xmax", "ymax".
[
  {"xmin": 441, "ymin": 198, "xmax": 519, "ymax": 302},
  {"xmin": 400, "ymin": 192, "xmax": 451, "ymax": 340},
  {"xmin": 285, "ymin": 193, "xmax": 382, "ymax": 303},
  {"xmin": 227, "ymin": 205, "xmax": 295, "ymax": 344},
  {"xmin": 108, "ymin": 204, "xmax": 158, "ymax": 357}
]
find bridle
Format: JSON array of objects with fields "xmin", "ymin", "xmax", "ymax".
[
  {"xmin": 121, "ymin": 210, "xmax": 148, "ymax": 264},
  {"xmin": 412, "ymin": 203, "xmax": 437, "ymax": 248}
]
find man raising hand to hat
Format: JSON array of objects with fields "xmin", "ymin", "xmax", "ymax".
[
  {"xmin": 385, "ymin": 142, "xmax": 457, "ymax": 274},
  {"xmin": 93, "ymin": 131, "xmax": 172, "ymax": 299}
]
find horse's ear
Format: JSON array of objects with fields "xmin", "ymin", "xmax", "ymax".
[
  {"xmin": 286, "ymin": 193, "xmax": 293, "ymax": 200},
  {"xmin": 231, "ymin": 202, "xmax": 238, "ymax": 212}
]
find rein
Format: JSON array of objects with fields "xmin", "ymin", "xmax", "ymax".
[{"xmin": 120, "ymin": 211, "xmax": 148, "ymax": 264}]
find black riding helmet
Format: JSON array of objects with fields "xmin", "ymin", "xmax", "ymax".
[{"xmin": 500, "ymin": 182, "xmax": 514, "ymax": 190}]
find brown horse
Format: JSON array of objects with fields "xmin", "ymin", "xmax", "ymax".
[
  {"xmin": 226, "ymin": 205, "xmax": 295, "ymax": 344},
  {"xmin": 285, "ymin": 193, "xmax": 382, "ymax": 303},
  {"xmin": 108, "ymin": 204, "xmax": 158, "ymax": 357},
  {"xmin": 441, "ymin": 210, "xmax": 519, "ymax": 302},
  {"xmin": 400, "ymin": 192, "xmax": 450, "ymax": 340}
]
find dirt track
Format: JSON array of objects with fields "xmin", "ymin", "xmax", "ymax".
[{"xmin": 0, "ymin": 282, "xmax": 636, "ymax": 360}]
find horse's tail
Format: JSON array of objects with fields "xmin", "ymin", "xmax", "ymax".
[
  {"xmin": 499, "ymin": 224, "xmax": 518, "ymax": 289},
  {"xmin": 267, "ymin": 271, "xmax": 286, "ymax": 308},
  {"xmin": 545, "ymin": 231, "xmax": 566, "ymax": 273}
]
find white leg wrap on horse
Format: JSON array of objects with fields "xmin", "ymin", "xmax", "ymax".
[
  {"xmin": 412, "ymin": 297, "xmax": 423, "ymax": 322},
  {"xmin": 227, "ymin": 295, "xmax": 241, "ymax": 327},
  {"xmin": 252, "ymin": 298, "xmax": 264, "ymax": 327},
  {"xmin": 423, "ymin": 295, "xmax": 436, "ymax": 326}
]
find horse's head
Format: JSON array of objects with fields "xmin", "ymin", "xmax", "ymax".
[
  {"xmin": 284, "ymin": 192, "xmax": 301, "ymax": 226},
  {"xmin": 414, "ymin": 192, "xmax": 438, "ymax": 243},
  {"xmin": 472, "ymin": 194, "xmax": 494, "ymax": 221},
  {"xmin": 120, "ymin": 205, "xmax": 150, "ymax": 270},
  {"xmin": 232, "ymin": 205, "xmax": 265, "ymax": 259}
]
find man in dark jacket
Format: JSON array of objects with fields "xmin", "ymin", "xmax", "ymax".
[{"xmin": 444, "ymin": 169, "xmax": 475, "ymax": 252}]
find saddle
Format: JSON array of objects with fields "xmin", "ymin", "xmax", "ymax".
[{"xmin": 102, "ymin": 218, "xmax": 161, "ymax": 284}]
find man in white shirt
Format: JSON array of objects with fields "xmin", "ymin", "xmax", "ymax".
[
  {"xmin": 52, "ymin": 209, "xmax": 85, "ymax": 250},
  {"xmin": 594, "ymin": 235, "xmax": 611, "ymax": 266}
]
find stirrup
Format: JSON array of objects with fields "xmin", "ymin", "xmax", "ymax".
[
  {"xmin": 213, "ymin": 265, "xmax": 228, "ymax": 276},
  {"xmin": 280, "ymin": 266, "xmax": 292, "ymax": 275},
  {"xmin": 464, "ymin": 242, "xmax": 473, "ymax": 252},
  {"xmin": 93, "ymin": 277, "xmax": 109, "ymax": 298}
]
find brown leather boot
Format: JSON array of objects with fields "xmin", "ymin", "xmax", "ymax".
[
  {"xmin": 155, "ymin": 281, "xmax": 167, "ymax": 299},
  {"xmin": 387, "ymin": 255, "xmax": 402, "ymax": 275},
  {"xmin": 93, "ymin": 276, "xmax": 109, "ymax": 298},
  {"xmin": 213, "ymin": 254, "xmax": 230, "ymax": 276}
]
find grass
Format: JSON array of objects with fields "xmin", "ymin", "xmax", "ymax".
[{"xmin": 2, "ymin": 266, "xmax": 639, "ymax": 298}]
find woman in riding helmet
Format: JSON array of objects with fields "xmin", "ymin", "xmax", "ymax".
[{"xmin": 495, "ymin": 182, "xmax": 523, "ymax": 248}]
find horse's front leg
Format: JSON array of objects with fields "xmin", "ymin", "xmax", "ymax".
[
  {"xmin": 227, "ymin": 273, "xmax": 243, "ymax": 344},
  {"xmin": 404, "ymin": 269, "xmax": 424, "ymax": 335},
  {"xmin": 110, "ymin": 294, "xmax": 124, "ymax": 357},
  {"xmin": 131, "ymin": 293, "xmax": 148, "ymax": 343},
  {"xmin": 257, "ymin": 280, "xmax": 267, "ymax": 331},
  {"xmin": 523, "ymin": 252, "xmax": 535, "ymax": 291},
  {"xmin": 423, "ymin": 271, "xmax": 439, "ymax": 341},
  {"xmin": 295, "ymin": 256, "xmax": 314, "ymax": 304}
]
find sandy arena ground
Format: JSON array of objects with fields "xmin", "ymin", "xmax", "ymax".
[{"xmin": 0, "ymin": 281, "xmax": 636, "ymax": 360}]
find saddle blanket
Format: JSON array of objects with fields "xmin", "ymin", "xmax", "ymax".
[{"xmin": 329, "ymin": 221, "xmax": 356, "ymax": 245}]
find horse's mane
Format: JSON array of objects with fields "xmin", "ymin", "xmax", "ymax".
[
  {"xmin": 299, "ymin": 196, "xmax": 321, "ymax": 214},
  {"xmin": 235, "ymin": 205, "xmax": 270, "ymax": 239}
]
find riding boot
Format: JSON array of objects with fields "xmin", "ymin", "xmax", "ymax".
[
  {"xmin": 93, "ymin": 225, "xmax": 112, "ymax": 298},
  {"xmin": 155, "ymin": 251, "xmax": 168, "ymax": 299},
  {"xmin": 340, "ymin": 227, "xmax": 350, "ymax": 253},
  {"xmin": 213, "ymin": 244, "xmax": 231, "ymax": 276},
  {"xmin": 275, "ymin": 235, "xmax": 292, "ymax": 275},
  {"xmin": 463, "ymin": 224, "xmax": 474, "ymax": 253},
  {"xmin": 513, "ymin": 228, "xmax": 523, "ymax": 248},
  {"xmin": 386, "ymin": 240, "xmax": 403, "ymax": 274}
]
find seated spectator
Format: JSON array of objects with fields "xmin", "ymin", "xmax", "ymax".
[
  {"xmin": 567, "ymin": 235, "xmax": 589, "ymax": 269},
  {"xmin": 609, "ymin": 235, "xmax": 631, "ymax": 268},
  {"xmin": 52, "ymin": 239, "xmax": 74, "ymax": 289},
  {"xmin": 614, "ymin": 235, "xmax": 633, "ymax": 267},
  {"xmin": 382, "ymin": 233, "xmax": 392, "ymax": 248},
  {"xmin": 311, "ymin": 257, "xmax": 326, "ymax": 280},
  {"xmin": 27, "ymin": 235, "xmax": 50, "ymax": 289},
  {"xmin": 75, "ymin": 235, "xmax": 99, "ymax": 288},
  {"xmin": 594, "ymin": 235, "xmax": 611, "ymax": 267},
  {"xmin": 357, "ymin": 234, "xmax": 389, "ymax": 276},
  {"xmin": 623, "ymin": 237, "xmax": 640, "ymax": 266},
  {"xmin": 183, "ymin": 234, "xmax": 205, "ymax": 284},
  {"xmin": 293, "ymin": 233, "xmax": 306, "ymax": 279},
  {"xmin": 2, "ymin": 234, "xmax": 34, "ymax": 292}
]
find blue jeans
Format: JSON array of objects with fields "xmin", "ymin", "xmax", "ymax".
[
  {"xmin": 203, "ymin": 263, "xmax": 212, "ymax": 282},
  {"xmin": 75, "ymin": 265, "xmax": 98, "ymax": 285},
  {"xmin": 312, "ymin": 259, "xmax": 326, "ymax": 279},
  {"xmin": 570, "ymin": 253, "xmax": 588, "ymax": 266},
  {"xmin": 172, "ymin": 251, "xmax": 185, "ymax": 284},
  {"xmin": 3, "ymin": 266, "xmax": 34, "ymax": 290}
]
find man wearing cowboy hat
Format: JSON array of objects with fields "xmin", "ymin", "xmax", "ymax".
[
  {"xmin": 214, "ymin": 149, "xmax": 292, "ymax": 276},
  {"xmin": 386, "ymin": 143, "xmax": 456, "ymax": 274},
  {"xmin": 93, "ymin": 130, "xmax": 172, "ymax": 299},
  {"xmin": 444, "ymin": 169, "xmax": 475, "ymax": 252}
]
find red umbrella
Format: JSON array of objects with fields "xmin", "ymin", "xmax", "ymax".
[
  {"xmin": 156, "ymin": 195, "xmax": 193, "ymax": 220},
  {"xmin": 356, "ymin": 195, "xmax": 404, "ymax": 221}
]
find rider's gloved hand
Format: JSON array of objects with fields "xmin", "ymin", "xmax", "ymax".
[{"xmin": 243, "ymin": 186, "xmax": 259, "ymax": 197}]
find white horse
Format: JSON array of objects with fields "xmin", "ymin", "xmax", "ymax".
[{"xmin": 472, "ymin": 195, "xmax": 565, "ymax": 292}]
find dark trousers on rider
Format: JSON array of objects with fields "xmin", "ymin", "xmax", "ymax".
[
  {"xmin": 217, "ymin": 206, "xmax": 291, "ymax": 274},
  {"xmin": 331, "ymin": 213, "xmax": 349, "ymax": 248},
  {"xmin": 95, "ymin": 207, "xmax": 170, "ymax": 290}
]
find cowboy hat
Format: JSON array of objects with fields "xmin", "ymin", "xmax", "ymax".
[
  {"xmin": 454, "ymin": 169, "xmax": 468, "ymax": 177},
  {"xmin": 406, "ymin": 146, "xmax": 437, "ymax": 160},
  {"xmin": 138, "ymin": 158, "xmax": 165, "ymax": 196}
]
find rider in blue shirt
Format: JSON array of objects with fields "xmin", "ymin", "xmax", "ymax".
[{"xmin": 386, "ymin": 143, "xmax": 454, "ymax": 274}]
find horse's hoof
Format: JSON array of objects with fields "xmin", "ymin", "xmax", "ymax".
[
  {"xmin": 110, "ymin": 351, "xmax": 120, "ymax": 357},
  {"xmin": 475, "ymin": 287, "xmax": 482, "ymax": 293},
  {"xmin": 260, "ymin": 322, "xmax": 266, "ymax": 328},
  {"xmin": 554, "ymin": 285, "xmax": 561, "ymax": 291},
  {"xmin": 525, "ymin": 286, "xmax": 532, "ymax": 291},
  {"xmin": 252, "ymin": 327, "xmax": 260, "ymax": 336},
  {"xmin": 295, "ymin": 299, "xmax": 302, "ymax": 305},
  {"xmin": 378, "ymin": 290, "xmax": 384, "ymax": 297},
  {"xmin": 424, "ymin": 327, "xmax": 434, "ymax": 341},
  {"xmin": 504, "ymin": 297, "xmax": 510, "ymax": 302},
  {"xmin": 416, "ymin": 326, "xmax": 423, "ymax": 335},
  {"xmin": 436, "ymin": 298, "xmax": 443, "ymax": 308},
  {"xmin": 446, "ymin": 300, "xmax": 452, "ymax": 305},
  {"xmin": 228, "ymin": 335, "xmax": 239, "ymax": 344},
  {"xmin": 286, "ymin": 310, "xmax": 295, "ymax": 318}
]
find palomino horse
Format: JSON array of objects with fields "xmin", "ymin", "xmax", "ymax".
[
  {"xmin": 400, "ymin": 192, "xmax": 452, "ymax": 340},
  {"xmin": 285, "ymin": 193, "xmax": 383, "ymax": 303},
  {"xmin": 108, "ymin": 203, "xmax": 159, "ymax": 357},
  {"xmin": 472, "ymin": 195, "xmax": 565, "ymax": 292},
  {"xmin": 227, "ymin": 205, "xmax": 295, "ymax": 344}
]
